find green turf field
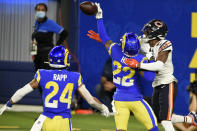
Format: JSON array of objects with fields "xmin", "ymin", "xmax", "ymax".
[{"xmin": 0, "ymin": 111, "xmax": 164, "ymax": 131}]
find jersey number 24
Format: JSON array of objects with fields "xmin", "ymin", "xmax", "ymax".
[{"xmin": 45, "ymin": 81, "xmax": 73, "ymax": 109}]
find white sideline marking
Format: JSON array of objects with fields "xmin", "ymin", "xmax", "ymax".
[{"xmin": 0, "ymin": 104, "xmax": 43, "ymax": 112}]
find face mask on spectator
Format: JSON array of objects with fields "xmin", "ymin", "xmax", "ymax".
[{"xmin": 35, "ymin": 11, "xmax": 45, "ymax": 19}]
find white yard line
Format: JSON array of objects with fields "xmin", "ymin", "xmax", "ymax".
[{"xmin": 0, "ymin": 104, "xmax": 43, "ymax": 112}]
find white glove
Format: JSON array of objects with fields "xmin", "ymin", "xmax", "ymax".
[
  {"xmin": 100, "ymin": 104, "xmax": 110, "ymax": 117},
  {"xmin": 0, "ymin": 102, "xmax": 11, "ymax": 115},
  {"xmin": 95, "ymin": 3, "xmax": 103, "ymax": 19}
]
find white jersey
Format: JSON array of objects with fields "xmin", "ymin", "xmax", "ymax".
[{"xmin": 150, "ymin": 39, "xmax": 177, "ymax": 87}]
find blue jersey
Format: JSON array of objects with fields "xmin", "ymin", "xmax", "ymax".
[
  {"xmin": 35, "ymin": 18, "xmax": 63, "ymax": 34},
  {"xmin": 34, "ymin": 69, "xmax": 83, "ymax": 118},
  {"xmin": 108, "ymin": 43, "xmax": 148, "ymax": 101}
]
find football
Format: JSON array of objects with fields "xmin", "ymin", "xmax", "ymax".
[{"xmin": 80, "ymin": 1, "xmax": 98, "ymax": 16}]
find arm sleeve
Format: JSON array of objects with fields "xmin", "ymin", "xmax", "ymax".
[
  {"xmin": 140, "ymin": 61, "xmax": 164, "ymax": 71},
  {"xmin": 140, "ymin": 57, "xmax": 155, "ymax": 81},
  {"xmin": 11, "ymin": 84, "xmax": 34, "ymax": 103},
  {"xmin": 56, "ymin": 29, "xmax": 68, "ymax": 45},
  {"xmin": 78, "ymin": 84, "xmax": 105, "ymax": 111},
  {"xmin": 97, "ymin": 19, "xmax": 111, "ymax": 44}
]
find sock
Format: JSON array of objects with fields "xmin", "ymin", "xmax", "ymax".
[{"xmin": 161, "ymin": 120, "xmax": 175, "ymax": 131}]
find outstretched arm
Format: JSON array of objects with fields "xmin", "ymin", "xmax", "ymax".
[
  {"xmin": 78, "ymin": 84, "xmax": 109, "ymax": 117},
  {"xmin": 125, "ymin": 51, "xmax": 169, "ymax": 71},
  {"xmin": 87, "ymin": 3, "xmax": 113, "ymax": 50},
  {"xmin": 0, "ymin": 79, "xmax": 38, "ymax": 115},
  {"xmin": 97, "ymin": 19, "xmax": 113, "ymax": 50}
]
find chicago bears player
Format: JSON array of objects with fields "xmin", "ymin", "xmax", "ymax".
[
  {"xmin": 0, "ymin": 46, "xmax": 109, "ymax": 131},
  {"xmin": 125, "ymin": 19, "xmax": 197, "ymax": 130},
  {"xmin": 87, "ymin": 3, "xmax": 158, "ymax": 131}
]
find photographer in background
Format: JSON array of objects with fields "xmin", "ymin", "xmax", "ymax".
[{"xmin": 173, "ymin": 80, "xmax": 197, "ymax": 131}]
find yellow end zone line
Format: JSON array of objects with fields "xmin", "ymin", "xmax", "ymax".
[{"xmin": 0, "ymin": 126, "xmax": 20, "ymax": 129}]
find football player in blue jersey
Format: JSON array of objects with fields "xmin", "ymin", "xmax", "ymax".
[
  {"xmin": 0, "ymin": 46, "xmax": 109, "ymax": 131},
  {"xmin": 87, "ymin": 3, "xmax": 158, "ymax": 131}
]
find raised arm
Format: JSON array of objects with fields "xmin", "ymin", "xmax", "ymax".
[{"xmin": 87, "ymin": 3, "xmax": 113, "ymax": 50}]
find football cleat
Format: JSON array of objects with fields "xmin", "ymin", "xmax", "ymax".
[
  {"xmin": 121, "ymin": 32, "xmax": 140, "ymax": 57},
  {"xmin": 141, "ymin": 19, "xmax": 168, "ymax": 42},
  {"xmin": 49, "ymin": 46, "xmax": 71, "ymax": 68},
  {"xmin": 188, "ymin": 112, "xmax": 197, "ymax": 127}
]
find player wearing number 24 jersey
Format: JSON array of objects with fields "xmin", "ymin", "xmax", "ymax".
[
  {"xmin": 0, "ymin": 46, "xmax": 109, "ymax": 131},
  {"xmin": 34, "ymin": 69, "xmax": 81, "ymax": 119},
  {"xmin": 86, "ymin": 3, "xmax": 158, "ymax": 131}
]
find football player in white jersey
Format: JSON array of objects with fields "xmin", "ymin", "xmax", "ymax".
[{"xmin": 125, "ymin": 19, "xmax": 197, "ymax": 131}]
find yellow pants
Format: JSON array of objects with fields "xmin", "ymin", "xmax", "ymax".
[
  {"xmin": 42, "ymin": 116, "xmax": 71, "ymax": 131},
  {"xmin": 114, "ymin": 100, "xmax": 157, "ymax": 130}
]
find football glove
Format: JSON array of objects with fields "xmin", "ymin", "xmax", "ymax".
[
  {"xmin": 100, "ymin": 104, "xmax": 110, "ymax": 117},
  {"xmin": 124, "ymin": 58, "xmax": 139, "ymax": 68},
  {"xmin": 95, "ymin": 3, "xmax": 103, "ymax": 19},
  {"xmin": 0, "ymin": 101, "xmax": 12, "ymax": 115},
  {"xmin": 87, "ymin": 30, "xmax": 102, "ymax": 43}
]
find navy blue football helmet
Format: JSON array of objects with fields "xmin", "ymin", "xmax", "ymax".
[
  {"xmin": 141, "ymin": 19, "xmax": 168, "ymax": 42},
  {"xmin": 121, "ymin": 32, "xmax": 141, "ymax": 57},
  {"xmin": 49, "ymin": 46, "xmax": 71, "ymax": 68}
]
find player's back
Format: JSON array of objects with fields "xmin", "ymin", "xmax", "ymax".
[
  {"xmin": 35, "ymin": 69, "xmax": 82, "ymax": 118},
  {"xmin": 108, "ymin": 43, "xmax": 147, "ymax": 101}
]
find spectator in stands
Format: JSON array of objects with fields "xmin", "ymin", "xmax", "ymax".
[{"xmin": 95, "ymin": 58, "xmax": 115, "ymax": 112}]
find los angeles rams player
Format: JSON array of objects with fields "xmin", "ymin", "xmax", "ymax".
[
  {"xmin": 0, "ymin": 46, "xmax": 109, "ymax": 131},
  {"xmin": 87, "ymin": 3, "xmax": 158, "ymax": 131},
  {"xmin": 125, "ymin": 19, "xmax": 197, "ymax": 130}
]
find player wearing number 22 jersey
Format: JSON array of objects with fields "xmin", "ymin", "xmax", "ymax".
[
  {"xmin": 0, "ymin": 46, "xmax": 109, "ymax": 131},
  {"xmin": 86, "ymin": 3, "xmax": 158, "ymax": 131}
]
